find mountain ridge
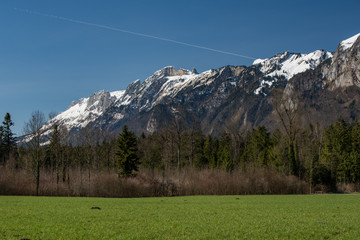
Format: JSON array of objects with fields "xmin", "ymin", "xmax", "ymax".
[{"xmin": 35, "ymin": 33, "xmax": 360, "ymax": 142}]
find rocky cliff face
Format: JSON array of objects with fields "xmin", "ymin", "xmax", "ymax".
[
  {"xmin": 36, "ymin": 33, "xmax": 360, "ymax": 142},
  {"xmin": 325, "ymin": 33, "xmax": 360, "ymax": 89},
  {"xmin": 283, "ymin": 33, "xmax": 360, "ymax": 128}
]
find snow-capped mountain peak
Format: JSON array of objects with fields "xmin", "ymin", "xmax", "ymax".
[
  {"xmin": 253, "ymin": 50, "xmax": 332, "ymax": 95},
  {"xmin": 110, "ymin": 90, "xmax": 126, "ymax": 99},
  {"xmin": 47, "ymin": 89, "xmax": 124, "ymax": 130},
  {"xmin": 137, "ymin": 66, "xmax": 191, "ymax": 91},
  {"xmin": 253, "ymin": 50, "xmax": 332, "ymax": 80},
  {"xmin": 339, "ymin": 33, "xmax": 360, "ymax": 51},
  {"xmin": 149, "ymin": 66, "xmax": 193, "ymax": 81}
]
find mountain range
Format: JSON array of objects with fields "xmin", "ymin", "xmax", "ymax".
[{"xmin": 39, "ymin": 33, "xmax": 360, "ymax": 142}]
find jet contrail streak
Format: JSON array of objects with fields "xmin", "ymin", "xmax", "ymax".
[{"xmin": 14, "ymin": 8, "xmax": 256, "ymax": 60}]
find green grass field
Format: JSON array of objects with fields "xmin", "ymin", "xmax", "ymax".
[{"xmin": 0, "ymin": 194, "xmax": 359, "ymax": 239}]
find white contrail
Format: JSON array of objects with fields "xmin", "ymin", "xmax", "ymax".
[{"xmin": 14, "ymin": 8, "xmax": 256, "ymax": 60}]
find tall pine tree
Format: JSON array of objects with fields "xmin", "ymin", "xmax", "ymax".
[
  {"xmin": 218, "ymin": 133, "xmax": 233, "ymax": 172},
  {"xmin": 321, "ymin": 117, "xmax": 352, "ymax": 184},
  {"xmin": 116, "ymin": 125, "xmax": 140, "ymax": 177},
  {"xmin": 1, "ymin": 113, "xmax": 16, "ymax": 163},
  {"xmin": 248, "ymin": 126, "xmax": 273, "ymax": 167}
]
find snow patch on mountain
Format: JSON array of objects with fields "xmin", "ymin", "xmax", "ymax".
[
  {"xmin": 153, "ymin": 68, "xmax": 218, "ymax": 105},
  {"xmin": 110, "ymin": 90, "xmax": 125, "ymax": 98},
  {"xmin": 113, "ymin": 113, "xmax": 124, "ymax": 120},
  {"xmin": 253, "ymin": 50, "xmax": 332, "ymax": 95},
  {"xmin": 269, "ymin": 50, "xmax": 332, "ymax": 79},
  {"xmin": 111, "ymin": 66, "xmax": 215, "ymax": 111},
  {"xmin": 154, "ymin": 74, "xmax": 197, "ymax": 101},
  {"xmin": 46, "ymin": 90, "xmax": 124, "ymax": 130},
  {"xmin": 340, "ymin": 33, "xmax": 360, "ymax": 51},
  {"xmin": 253, "ymin": 50, "xmax": 332, "ymax": 80},
  {"xmin": 254, "ymin": 80, "xmax": 274, "ymax": 95},
  {"xmin": 252, "ymin": 58, "xmax": 266, "ymax": 65}
]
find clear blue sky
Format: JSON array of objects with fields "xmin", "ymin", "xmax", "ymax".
[{"xmin": 0, "ymin": 0, "xmax": 359, "ymax": 135}]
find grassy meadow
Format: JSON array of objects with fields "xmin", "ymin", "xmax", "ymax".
[{"xmin": 1, "ymin": 194, "xmax": 360, "ymax": 239}]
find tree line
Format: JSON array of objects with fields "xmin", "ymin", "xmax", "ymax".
[{"xmin": 1, "ymin": 111, "xmax": 360, "ymax": 195}]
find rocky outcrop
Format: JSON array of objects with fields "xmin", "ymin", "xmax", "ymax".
[
  {"xmin": 325, "ymin": 34, "xmax": 360, "ymax": 89},
  {"xmin": 283, "ymin": 33, "xmax": 360, "ymax": 128}
]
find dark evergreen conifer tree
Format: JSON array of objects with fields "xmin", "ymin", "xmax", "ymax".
[
  {"xmin": 218, "ymin": 133, "xmax": 233, "ymax": 172},
  {"xmin": 350, "ymin": 120, "xmax": 360, "ymax": 182},
  {"xmin": 116, "ymin": 125, "xmax": 140, "ymax": 177},
  {"xmin": 249, "ymin": 126, "xmax": 273, "ymax": 167},
  {"xmin": 203, "ymin": 135, "xmax": 213, "ymax": 167},
  {"xmin": 1, "ymin": 113, "xmax": 16, "ymax": 163},
  {"xmin": 321, "ymin": 117, "xmax": 352, "ymax": 184}
]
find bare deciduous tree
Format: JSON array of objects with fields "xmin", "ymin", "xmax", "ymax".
[
  {"xmin": 48, "ymin": 111, "xmax": 57, "ymax": 120},
  {"xmin": 23, "ymin": 110, "xmax": 46, "ymax": 195}
]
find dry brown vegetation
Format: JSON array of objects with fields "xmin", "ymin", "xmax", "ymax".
[{"xmin": 0, "ymin": 165, "xmax": 311, "ymax": 197}]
